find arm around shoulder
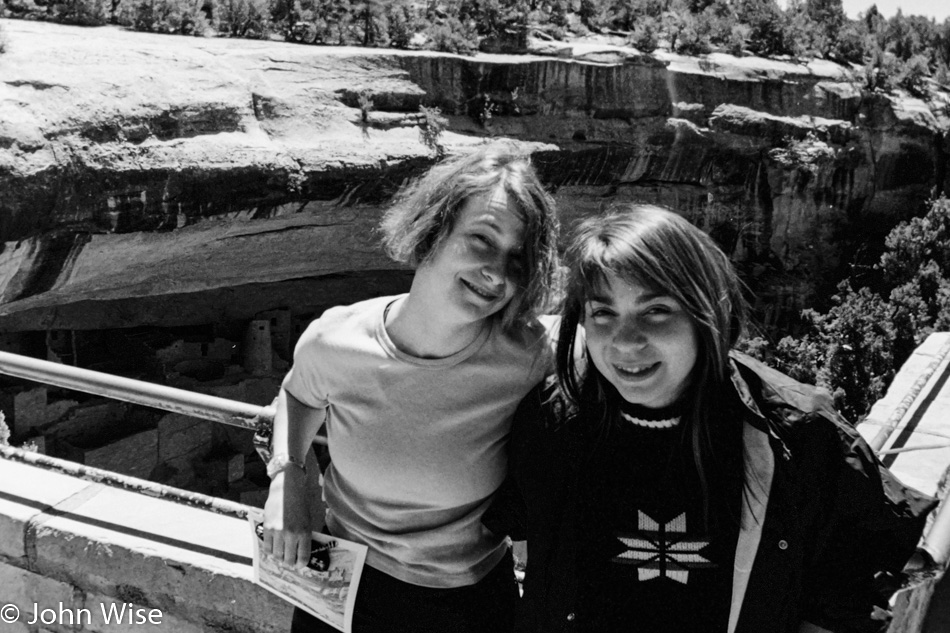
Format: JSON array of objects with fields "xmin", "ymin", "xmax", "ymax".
[{"xmin": 481, "ymin": 383, "xmax": 551, "ymax": 541}]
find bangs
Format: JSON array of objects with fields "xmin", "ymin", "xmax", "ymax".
[{"xmin": 571, "ymin": 229, "xmax": 668, "ymax": 307}]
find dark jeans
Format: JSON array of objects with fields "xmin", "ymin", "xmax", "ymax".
[{"xmin": 290, "ymin": 549, "xmax": 518, "ymax": 633}]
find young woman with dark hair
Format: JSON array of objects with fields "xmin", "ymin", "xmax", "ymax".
[{"xmin": 485, "ymin": 204, "xmax": 933, "ymax": 633}]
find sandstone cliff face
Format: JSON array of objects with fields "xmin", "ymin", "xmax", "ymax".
[{"xmin": 1, "ymin": 19, "xmax": 948, "ymax": 333}]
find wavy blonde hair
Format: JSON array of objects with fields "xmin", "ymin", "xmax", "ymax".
[{"xmin": 381, "ymin": 142, "xmax": 560, "ymax": 330}]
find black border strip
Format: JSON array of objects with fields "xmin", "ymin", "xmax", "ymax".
[
  {"xmin": 882, "ymin": 358, "xmax": 950, "ymax": 469},
  {"xmin": 0, "ymin": 489, "xmax": 252, "ymax": 566}
]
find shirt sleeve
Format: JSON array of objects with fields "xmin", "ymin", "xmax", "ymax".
[{"xmin": 281, "ymin": 319, "xmax": 332, "ymax": 411}]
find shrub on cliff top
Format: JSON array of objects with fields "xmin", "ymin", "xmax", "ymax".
[
  {"xmin": 120, "ymin": 0, "xmax": 210, "ymax": 35},
  {"xmin": 178, "ymin": 0, "xmax": 211, "ymax": 35},
  {"xmin": 55, "ymin": 0, "xmax": 109, "ymax": 25},
  {"xmin": 628, "ymin": 16, "xmax": 659, "ymax": 52},
  {"xmin": 283, "ymin": 0, "xmax": 364, "ymax": 45},
  {"xmin": 384, "ymin": 1, "xmax": 424, "ymax": 48},
  {"xmin": 863, "ymin": 45, "xmax": 900, "ymax": 92},
  {"xmin": 829, "ymin": 20, "xmax": 866, "ymax": 65},
  {"xmin": 425, "ymin": 15, "xmax": 478, "ymax": 54},
  {"xmin": 213, "ymin": 0, "xmax": 271, "ymax": 38},
  {"xmin": 897, "ymin": 54, "xmax": 932, "ymax": 97},
  {"xmin": 464, "ymin": 0, "xmax": 528, "ymax": 40},
  {"xmin": 803, "ymin": 0, "xmax": 845, "ymax": 57},
  {"xmin": 734, "ymin": 0, "xmax": 792, "ymax": 57},
  {"xmin": 352, "ymin": 0, "xmax": 390, "ymax": 47}
]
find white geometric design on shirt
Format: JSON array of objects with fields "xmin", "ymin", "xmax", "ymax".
[{"xmin": 611, "ymin": 510, "xmax": 715, "ymax": 584}]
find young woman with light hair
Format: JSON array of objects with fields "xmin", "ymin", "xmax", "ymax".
[{"xmin": 263, "ymin": 142, "xmax": 560, "ymax": 633}]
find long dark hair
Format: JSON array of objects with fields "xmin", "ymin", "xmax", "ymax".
[{"xmin": 556, "ymin": 205, "xmax": 748, "ymax": 522}]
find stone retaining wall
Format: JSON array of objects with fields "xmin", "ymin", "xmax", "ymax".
[{"xmin": 0, "ymin": 456, "xmax": 290, "ymax": 632}]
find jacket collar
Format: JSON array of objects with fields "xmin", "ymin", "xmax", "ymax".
[{"xmin": 727, "ymin": 352, "xmax": 810, "ymax": 462}]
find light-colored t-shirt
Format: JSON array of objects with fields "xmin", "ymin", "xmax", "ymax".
[{"xmin": 282, "ymin": 294, "xmax": 555, "ymax": 588}]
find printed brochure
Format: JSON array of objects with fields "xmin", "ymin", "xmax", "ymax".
[{"xmin": 248, "ymin": 513, "xmax": 367, "ymax": 633}]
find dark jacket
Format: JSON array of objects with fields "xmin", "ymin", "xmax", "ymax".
[{"xmin": 483, "ymin": 352, "xmax": 934, "ymax": 633}]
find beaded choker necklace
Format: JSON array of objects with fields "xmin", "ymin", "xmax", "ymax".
[{"xmin": 618, "ymin": 401, "xmax": 684, "ymax": 429}]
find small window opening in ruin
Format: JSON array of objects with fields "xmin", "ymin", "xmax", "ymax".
[
  {"xmin": 258, "ymin": 324, "xmax": 265, "ymax": 331},
  {"xmin": 271, "ymin": 318, "xmax": 277, "ymax": 327}
]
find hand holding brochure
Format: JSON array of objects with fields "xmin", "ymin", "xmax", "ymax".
[{"xmin": 248, "ymin": 512, "xmax": 368, "ymax": 633}]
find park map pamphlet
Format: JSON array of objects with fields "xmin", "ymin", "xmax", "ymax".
[{"xmin": 249, "ymin": 512, "xmax": 368, "ymax": 633}]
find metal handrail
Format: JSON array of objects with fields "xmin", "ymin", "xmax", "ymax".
[
  {"xmin": 0, "ymin": 443, "xmax": 252, "ymax": 519},
  {"xmin": 0, "ymin": 351, "xmax": 268, "ymax": 430},
  {"xmin": 0, "ymin": 350, "xmax": 328, "ymax": 517},
  {"xmin": 0, "ymin": 351, "xmax": 326, "ymax": 448}
]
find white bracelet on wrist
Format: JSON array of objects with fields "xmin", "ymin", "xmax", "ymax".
[{"xmin": 266, "ymin": 453, "xmax": 307, "ymax": 478}]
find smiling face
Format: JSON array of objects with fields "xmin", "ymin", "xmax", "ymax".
[
  {"xmin": 414, "ymin": 187, "xmax": 526, "ymax": 326},
  {"xmin": 583, "ymin": 272, "xmax": 699, "ymax": 409}
]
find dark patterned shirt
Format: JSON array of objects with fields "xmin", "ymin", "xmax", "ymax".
[{"xmin": 576, "ymin": 416, "xmax": 742, "ymax": 633}]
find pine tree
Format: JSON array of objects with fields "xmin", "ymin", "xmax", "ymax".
[
  {"xmin": 804, "ymin": 0, "xmax": 844, "ymax": 55},
  {"xmin": 734, "ymin": 0, "xmax": 789, "ymax": 57}
]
